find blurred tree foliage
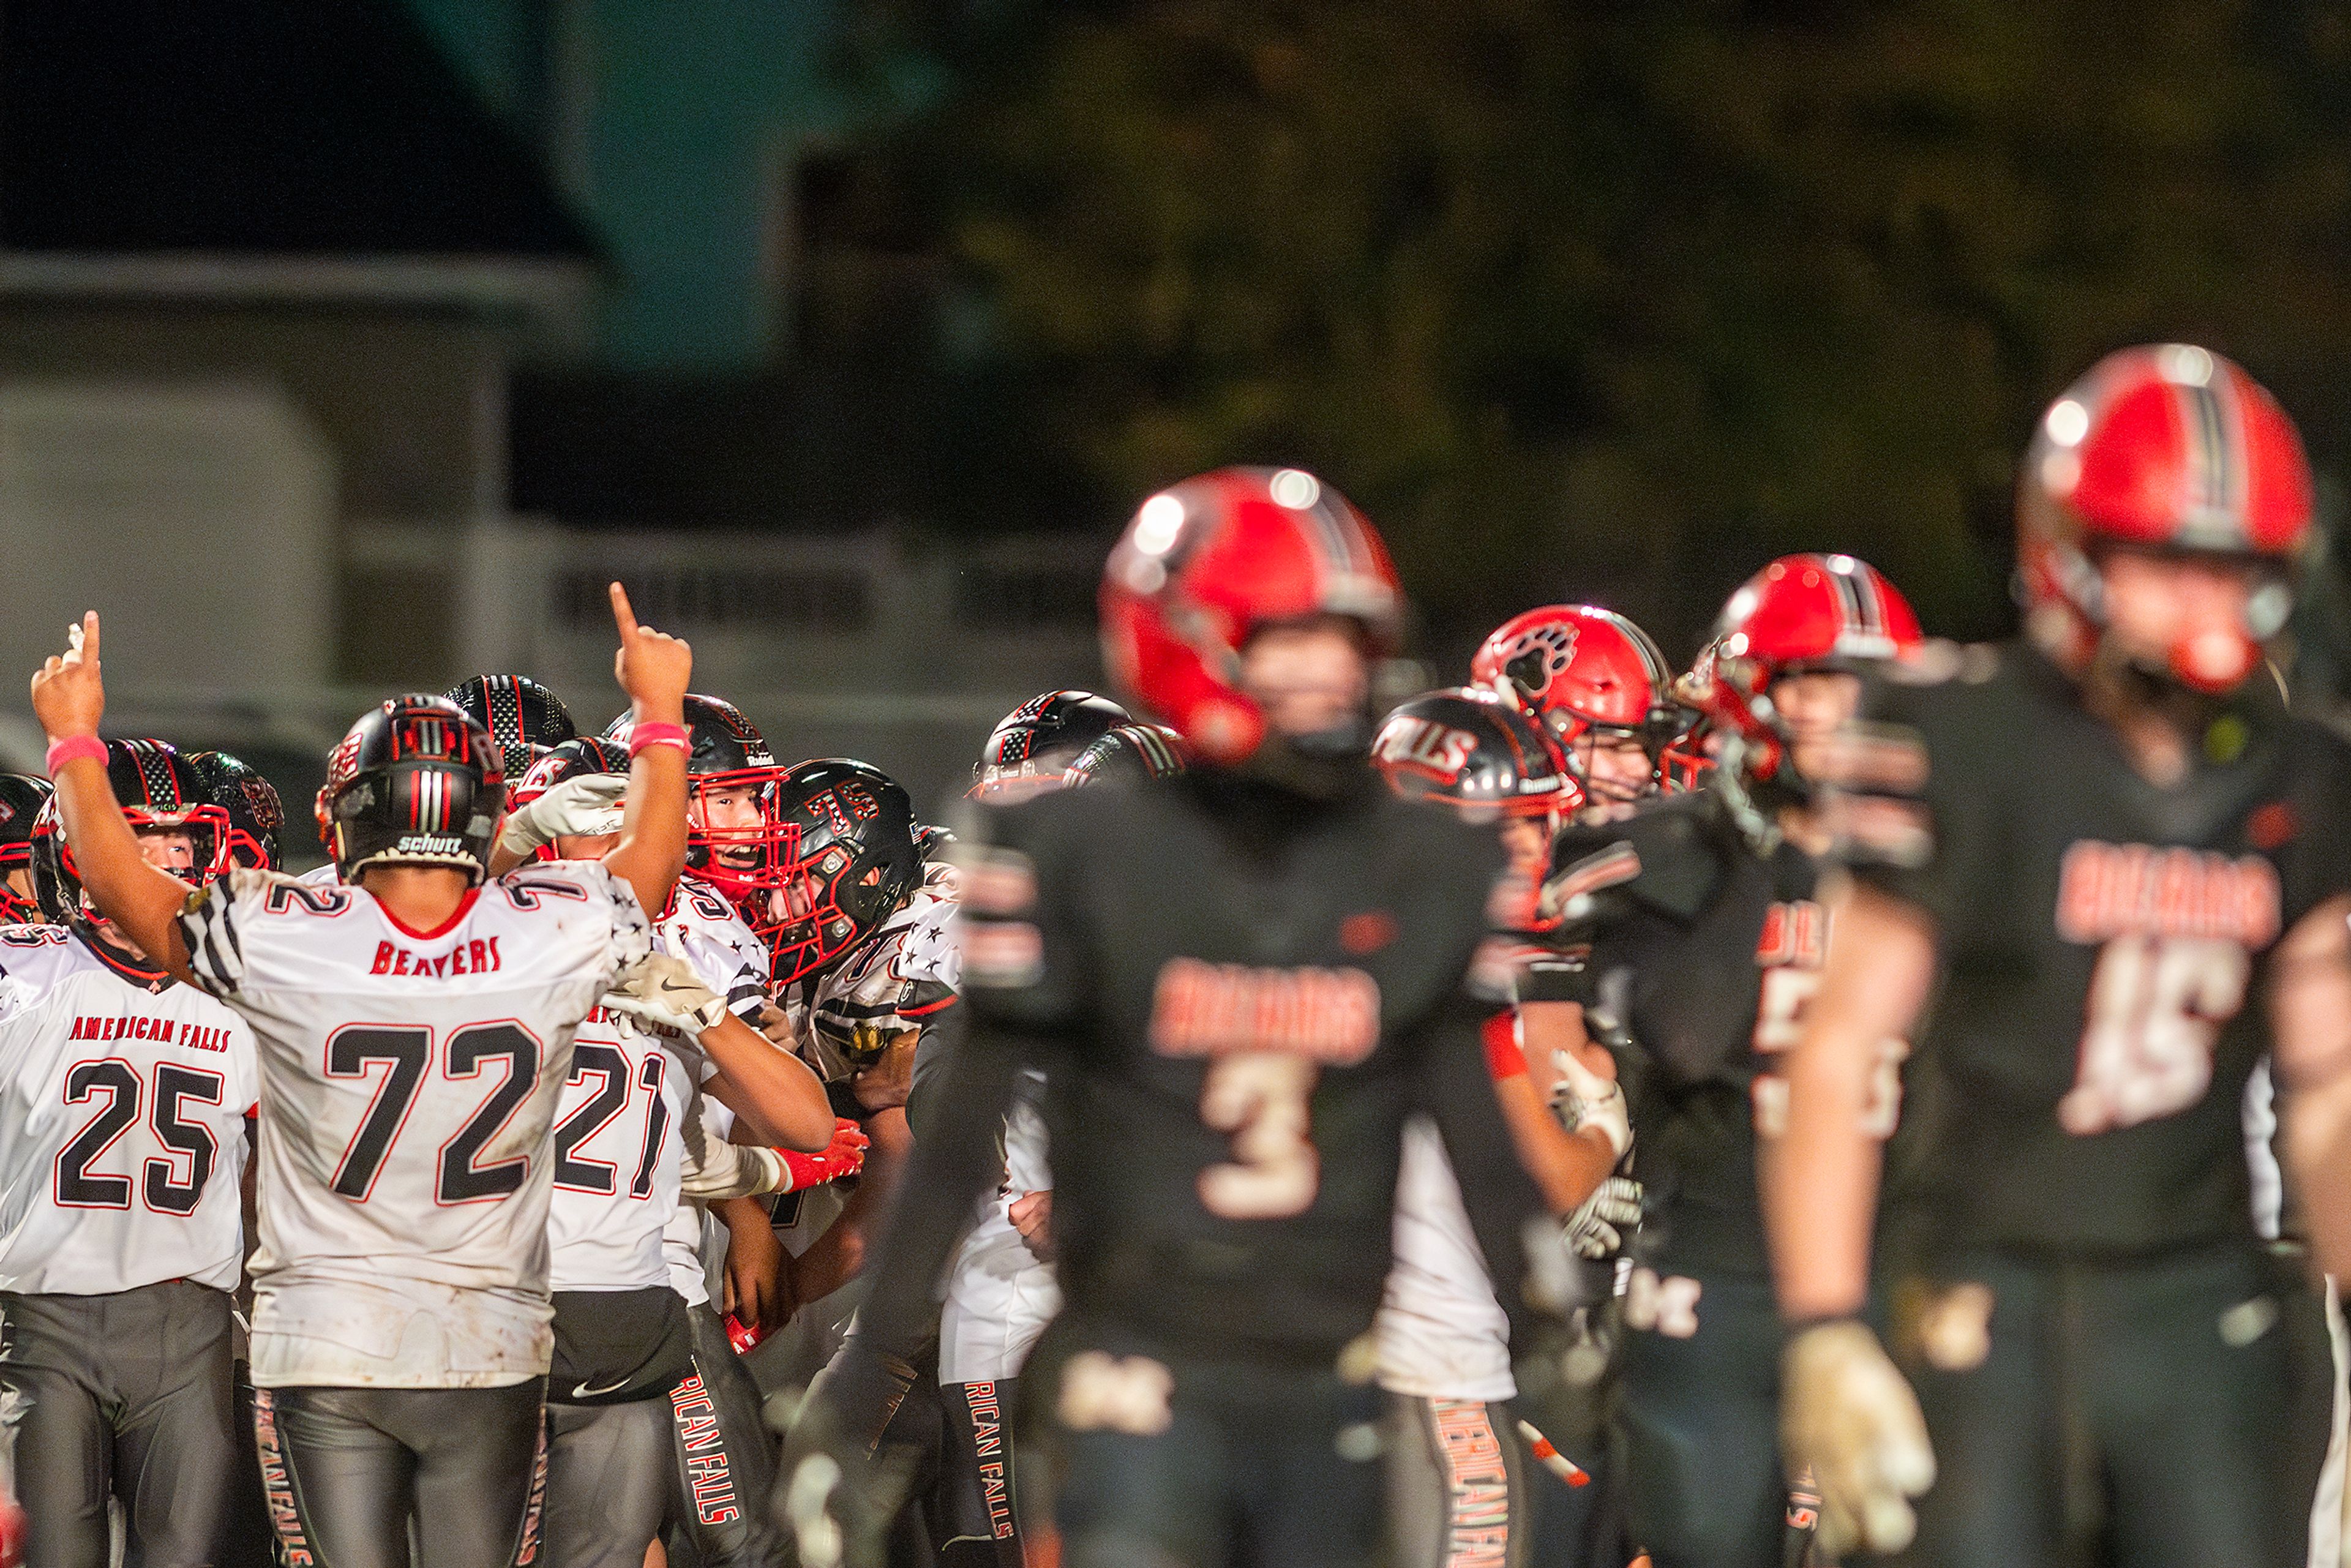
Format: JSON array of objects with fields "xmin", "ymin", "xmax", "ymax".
[{"xmin": 827, "ymin": 0, "xmax": 2351, "ymax": 662}]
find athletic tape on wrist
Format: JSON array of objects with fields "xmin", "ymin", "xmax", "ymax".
[
  {"xmin": 44, "ymin": 735, "xmax": 107, "ymax": 776},
  {"xmin": 626, "ymin": 721, "xmax": 689, "ymax": 757}
]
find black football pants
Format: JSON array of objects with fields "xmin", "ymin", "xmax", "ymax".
[
  {"xmin": 661, "ymin": 1302, "xmax": 788, "ymax": 1567},
  {"xmin": 1884, "ymin": 1243, "xmax": 2333, "ymax": 1568},
  {"xmin": 544, "ymin": 1397, "xmax": 673, "ymax": 1567},
  {"xmin": 1039, "ymin": 1335, "xmax": 1385, "ymax": 1568},
  {"xmin": 253, "ymin": 1379, "xmax": 547, "ymax": 1568},
  {"xmin": 1616, "ymin": 1269, "xmax": 1810, "ymax": 1568},
  {"xmin": 0, "ymin": 1281, "xmax": 239, "ymax": 1568},
  {"xmin": 1383, "ymin": 1394, "xmax": 1528, "ymax": 1568}
]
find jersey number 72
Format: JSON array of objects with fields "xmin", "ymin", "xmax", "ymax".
[{"xmin": 325, "ymin": 1022, "xmax": 541, "ymax": 1204}]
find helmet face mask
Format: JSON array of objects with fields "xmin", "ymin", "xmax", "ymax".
[
  {"xmin": 1472, "ymin": 605, "xmax": 1689, "ymax": 803},
  {"xmin": 760, "ymin": 760, "xmax": 923, "ymax": 987},
  {"xmin": 34, "ymin": 742, "xmax": 235, "ymax": 937},
  {"xmin": 0, "ymin": 774, "xmax": 54, "ymax": 924},
  {"xmin": 2019, "ymin": 344, "xmax": 2312, "ymax": 697},
  {"xmin": 609, "ymin": 696, "xmax": 792, "ymax": 907},
  {"xmin": 1681, "ymin": 554, "xmax": 1921, "ymax": 798},
  {"xmin": 1101, "ymin": 467, "xmax": 1404, "ymax": 765}
]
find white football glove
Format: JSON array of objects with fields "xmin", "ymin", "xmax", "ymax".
[
  {"xmin": 495, "ymin": 773, "xmax": 628, "ymax": 859},
  {"xmin": 604, "ymin": 953, "xmax": 729, "ymax": 1036},
  {"xmin": 1780, "ymin": 1319, "xmax": 1936, "ymax": 1558},
  {"xmin": 1550, "ymin": 1048, "xmax": 1631, "ymax": 1161},
  {"xmin": 1562, "ymin": 1174, "xmax": 1643, "ymax": 1259}
]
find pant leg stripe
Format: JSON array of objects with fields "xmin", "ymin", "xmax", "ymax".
[{"xmin": 252, "ymin": 1389, "xmax": 323, "ymax": 1567}]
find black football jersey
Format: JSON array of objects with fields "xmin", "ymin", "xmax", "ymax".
[
  {"xmin": 850, "ymin": 765, "xmax": 1548, "ymax": 1370},
  {"xmin": 1534, "ymin": 790, "xmax": 1832, "ymax": 1275},
  {"xmin": 1838, "ymin": 640, "xmax": 2351, "ymax": 1259}
]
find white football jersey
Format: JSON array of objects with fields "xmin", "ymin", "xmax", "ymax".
[
  {"xmin": 549, "ymin": 876, "xmax": 766, "ymax": 1292},
  {"xmin": 1375, "ymin": 1116, "xmax": 1515, "ymax": 1402},
  {"xmin": 179, "ymin": 863, "xmax": 651, "ymax": 1388},
  {"xmin": 940, "ymin": 1086, "xmax": 1060, "ymax": 1384},
  {"xmin": 784, "ymin": 885, "xmax": 959, "ymax": 1084},
  {"xmin": 0, "ymin": 926, "xmax": 257, "ymax": 1296}
]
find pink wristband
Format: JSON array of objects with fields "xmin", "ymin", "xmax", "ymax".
[
  {"xmin": 627, "ymin": 721, "xmax": 689, "ymax": 757},
  {"xmin": 44, "ymin": 735, "xmax": 107, "ymax": 776}
]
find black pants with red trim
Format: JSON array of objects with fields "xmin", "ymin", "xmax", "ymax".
[
  {"xmin": 253, "ymin": 1379, "xmax": 547, "ymax": 1568},
  {"xmin": 661, "ymin": 1302, "xmax": 789, "ymax": 1566},
  {"xmin": 0, "ymin": 1282, "xmax": 239, "ymax": 1568}
]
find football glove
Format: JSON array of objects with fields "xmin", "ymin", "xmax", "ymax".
[
  {"xmin": 1563, "ymin": 1174, "xmax": 1643, "ymax": 1259},
  {"xmin": 496, "ymin": 773, "xmax": 628, "ymax": 858},
  {"xmin": 1550, "ymin": 1048, "xmax": 1631, "ymax": 1161},
  {"xmin": 604, "ymin": 953, "xmax": 729, "ymax": 1035},
  {"xmin": 1780, "ymin": 1318, "xmax": 1935, "ymax": 1558},
  {"xmin": 779, "ymin": 1119, "xmax": 871, "ymax": 1192}
]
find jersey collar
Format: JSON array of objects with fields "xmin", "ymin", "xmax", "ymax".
[
  {"xmin": 73, "ymin": 926, "xmax": 175, "ymax": 994},
  {"xmin": 372, "ymin": 886, "xmax": 481, "ymax": 941}
]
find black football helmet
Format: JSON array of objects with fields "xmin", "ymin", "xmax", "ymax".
[
  {"xmin": 0, "ymin": 774, "xmax": 54, "ymax": 923},
  {"xmin": 609, "ymin": 694, "xmax": 792, "ymax": 907},
  {"xmin": 317, "ymin": 696, "xmax": 504, "ymax": 884},
  {"xmin": 186, "ymin": 750, "xmax": 286, "ymax": 872},
  {"xmin": 444, "ymin": 675, "xmax": 577, "ymax": 781},
  {"xmin": 1371, "ymin": 688, "xmax": 1581, "ymax": 823},
  {"xmin": 505, "ymin": 737, "xmax": 631, "ymax": 864},
  {"xmin": 1065, "ymin": 723, "xmax": 1190, "ymax": 789},
  {"xmin": 32, "ymin": 740, "xmax": 234, "ymax": 928},
  {"xmin": 766, "ymin": 759, "xmax": 923, "ymax": 986},
  {"xmin": 972, "ymin": 691, "xmax": 1133, "ymax": 800}
]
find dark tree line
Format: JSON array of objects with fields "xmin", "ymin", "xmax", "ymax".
[{"xmin": 811, "ymin": 0, "xmax": 2351, "ymax": 670}]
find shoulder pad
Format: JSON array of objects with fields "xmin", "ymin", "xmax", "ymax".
[{"xmin": 1545, "ymin": 796, "xmax": 1729, "ymax": 926}]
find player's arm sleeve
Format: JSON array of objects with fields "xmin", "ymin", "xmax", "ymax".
[
  {"xmin": 1823, "ymin": 672, "xmax": 1951, "ymax": 925},
  {"xmin": 1420, "ymin": 990, "xmax": 1556, "ymax": 1346},
  {"xmin": 676, "ymin": 925, "xmax": 769, "ymax": 1024},
  {"xmin": 176, "ymin": 869, "xmax": 272, "ymax": 999}
]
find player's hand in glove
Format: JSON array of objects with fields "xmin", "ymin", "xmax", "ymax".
[
  {"xmin": 779, "ymin": 1119, "xmax": 871, "ymax": 1192},
  {"xmin": 1781, "ymin": 1318, "xmax": 1935, "ymax": 1557},
  {"xmin": 1550, "ymin": 1047, "xmax": 1631, "ymax": 1161},
  {"xmin": 1562, "ymin": 1174, "xmax": 1643, "ymax": 1259},
  {"xmin": 604, "ymin": 952, "xmax": 730, "ymax": 1035},
  {"xmin": 497, "ymin": 773, "xmax": 628, "ymax": 859}
]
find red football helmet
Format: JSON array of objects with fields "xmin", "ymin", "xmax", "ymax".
[
  {"xmin": 1100, "ymin": 467, "xmax": 1403, "ymax": 763},
  {"xmin": 1680, "ymin": 554, "xmax": 1921, "ymax": 788},
  {"xmin": 1471, "ymin": 605, "xmax": 1687, "ymax": 801},
  {"xmin": 2019, "ymin": 344, "xmax": 2312, "ymax": 694}
]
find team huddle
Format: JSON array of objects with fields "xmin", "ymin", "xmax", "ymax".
[{"xmin": 2, "ymin": 341, "xmax": 2349, "ymax": 1568}]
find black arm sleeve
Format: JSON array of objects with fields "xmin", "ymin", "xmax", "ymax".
[{"xmin": 1419, "ymin": 994, "xmax": 1554, "ymax": 1349}]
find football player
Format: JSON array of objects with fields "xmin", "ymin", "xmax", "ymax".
[
  {"xmin": 29, "ymin": 585, "xmax": 692, "ymax": 1568},
  {"xmin": 744, "ymin": 761, "xmax": 948, "ymax": 1344},
  {"xmin": 786, "ymin": 467, "xmax": 1559, "ymax": 1568},
  {"xmin": 0, "ymin": 776, "xmax": 51, "ymax": 923},
  {"xmin": 0, "ymin": 742, "xmax": 257, "ymax": 1568},
  {"xmin": 1368, "ymin": 687, "xmax": 1635, "ymax": 1568},
  {"xmin": 972, "ymin": 692, "xmax": 1136, "ymax": 803},
  {"xmin": 1472, "ymin": 606, "xmax": 1690, "ymax": 820},
  {"xmin": 1771, "ymin": 345, "xmax": 2351, "ymax": 1566},
  {"xmin": 490, "ymin": 735, "xmax": 837, "ymax": 1568},
  {"xmin": 186, "ymin": 749, "xmax": 286, "ymax": 872},
  {"xmin": 1527, "ymin": 553, "xmax": 1918, "ymax": 1568},
  {"xmin": 445, "ymin": 673, "xmax": 579, "ymax": 782}
]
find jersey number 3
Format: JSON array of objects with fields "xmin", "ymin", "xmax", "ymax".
[
  {"xmin": 2059, "ymin": 937, "xmax": 2248, "ymax": 1135},
  {"xmin": 1197, "ymin": 1054, "xmax": 1319, "ymax": 1218}
]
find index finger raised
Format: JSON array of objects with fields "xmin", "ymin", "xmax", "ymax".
[{"xmin": 608, "ymin": 581, "xmax": 640, "ymax": 640}]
